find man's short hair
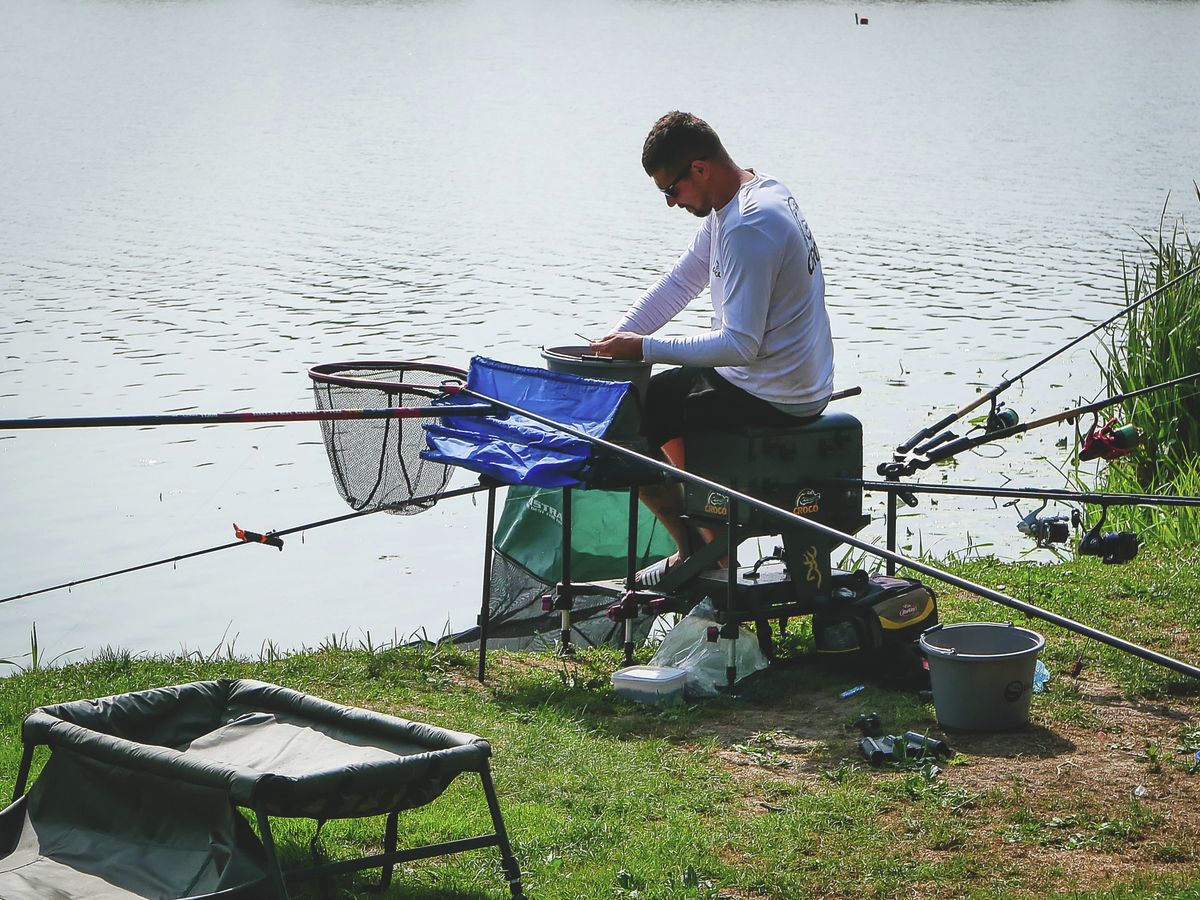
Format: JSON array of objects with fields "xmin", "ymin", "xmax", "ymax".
[{"xmin": 641, "ymin": 111, "xmax": 729, "ymax": 176}]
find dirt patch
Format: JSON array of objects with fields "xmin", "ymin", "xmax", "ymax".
[
  {"xmin": 442, "ymin": 650, "xmax": 1198, "ymax": 892},
  {"xmin": 684, "ymin": 673, "xmax": 1200, "ymax": 895}
]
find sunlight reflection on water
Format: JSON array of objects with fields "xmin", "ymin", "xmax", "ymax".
[{"xmin": 1, "ymin": 0, "xmax": 1198, "ymax": 665}]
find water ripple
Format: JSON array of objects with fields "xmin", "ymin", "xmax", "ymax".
[{"xmin": 2, "ymin": 0, "xmax": 1197, "ymax": 662}]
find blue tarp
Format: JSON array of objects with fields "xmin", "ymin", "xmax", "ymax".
[{"xmin": 422, "ymin": 356, "xmax": 634, "ymax": 487}]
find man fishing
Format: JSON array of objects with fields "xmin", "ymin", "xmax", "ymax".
[{"xmin": 592, "ymin": 111, "xmax": 835, "ymax": 586}]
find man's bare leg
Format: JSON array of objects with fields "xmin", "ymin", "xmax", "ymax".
[
  {"xmin": 638, "ymin": 480, "xmax": 691, "ymax": 570},
  {"xmin": 637, "ymin": 481, "xmax": 730, "ymax": 578}
]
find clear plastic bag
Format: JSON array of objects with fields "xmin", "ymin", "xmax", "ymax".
[{"xmin": 649, "ymin": 599, "xmax": 770, "ymax": 697}]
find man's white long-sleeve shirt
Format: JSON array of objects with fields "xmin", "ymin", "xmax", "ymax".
[{"xmin": 611, "ymin": 172, "xmax": 834, "ymax": 408}]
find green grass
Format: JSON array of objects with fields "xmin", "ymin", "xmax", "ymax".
[
  {"xmin": 3, "ymin": 551, "xmax": 1200, "ymax": 898},
  {"xmin": 928, "ymin": 547, "xmax": 1200, "ymax": 698},
  {"xmin": 1087, "ymin": 189, "xmax": 1200, "ymax": 544}
]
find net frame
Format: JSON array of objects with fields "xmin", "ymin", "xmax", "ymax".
[{"xmin": 308, "ymin": 361, "xmax": 467, "ymax": 515}]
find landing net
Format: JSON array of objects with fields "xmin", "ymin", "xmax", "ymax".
[{"xmin": 308, "ymin": 362, "xmax": 465, "ymax": 514}]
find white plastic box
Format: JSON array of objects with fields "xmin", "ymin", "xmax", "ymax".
[{"xmin": 610, "ymin": 665, "xmax": 687, "ymax": 704}]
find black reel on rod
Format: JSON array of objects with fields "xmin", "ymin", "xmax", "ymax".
[{"xmin": 1078, "ymin": 505, "xmax": 1139, "ymax": 564}]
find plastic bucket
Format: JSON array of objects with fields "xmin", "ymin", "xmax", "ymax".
[
  {"xmin": 541, "ymin": 345, "xmax": 652, "ymax": 399},
  {"xmin": 919, "ymin": 622, "xmax": 1045, "ymax": 731}
]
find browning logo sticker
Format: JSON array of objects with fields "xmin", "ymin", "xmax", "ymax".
[
  {"xmin": 704, "ymin": 491, "xmax": 730, "ymax": 517},
  {"xmin": 802, "ymin": 546, "xmax": 822, "ymax": 589},
  {"xmin": 793, "ymin": 488, "xmax": 821, "ymax": 516}
]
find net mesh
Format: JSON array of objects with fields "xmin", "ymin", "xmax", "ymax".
[{"xmin": 310, "ymin": 363, "xmax": 460, "ymax": 514}]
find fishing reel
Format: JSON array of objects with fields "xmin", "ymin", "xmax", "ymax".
[
  {"xmin": 1079, "ymin": 415, "xmax": 1141, "ymax": 462},
  {"xmin": 985, "ymin": 401, "xmax": 1019, "ymax": 433},
  {"xmin": 1078, "ymin": 506, "xmax": 1139, "ymax": 565},
  {"xmin": 1012, "ymin": 500, "xmax": 1075, "ymax": 548}
]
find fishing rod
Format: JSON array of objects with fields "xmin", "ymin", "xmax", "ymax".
[
  {"xmin": 447, "ymin": 382, "xmax": 1200, "ymax": 681},
  {"xmin": 0, "ymin": 388, "xmax": 859, "ymax": 433},
  {"xmin": 0, "ymin": 405, "xmax": 494, "ymax": 431},
  {"xmin": 894, "ymin": 262, "xmax": 1200, "ymax": 456},
  {"xmin": 885, "ymin": 370, "xmax": 1200, "ymax": 476},
  {"xmin": 0, "ymin": 484, "xmax": 489, "ymax": 606},
  {"xmin": 855, "ymin": 478, "xmax": 1200, "ymax": 556},
  {"xmin": 850, "ymin": 479, "xmax": 1200, "ymax": 508}
]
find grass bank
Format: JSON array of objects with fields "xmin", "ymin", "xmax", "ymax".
[
  {"xmin": 1092, "ymin": 192, "xmax": 1200, "ymax": 544},
  {"xmin": 3, "ymin": 550, "xmax": 1200, "ymax": 899}
]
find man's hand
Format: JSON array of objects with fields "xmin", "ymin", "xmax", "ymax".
[{"xmin": 590, "ymin": 332, "xmax": 645, "ymax": 361}]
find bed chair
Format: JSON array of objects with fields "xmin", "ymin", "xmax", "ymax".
[{"xmin": 0, "ymin": 679, "xmax": 525, "ymax": 899}]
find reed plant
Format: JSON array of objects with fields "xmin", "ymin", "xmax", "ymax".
[{"xmin": 1090, "ymin": 188, "xmax": 1200, "ymax": 544}]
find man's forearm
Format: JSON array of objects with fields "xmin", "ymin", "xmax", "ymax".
[{"xmin": 642, "ymin": 326, "xmax": 758, "ymax": 366}]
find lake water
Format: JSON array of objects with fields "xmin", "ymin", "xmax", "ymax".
[{"xmin": 2, "ymin": 0, "xmax": 1198, "ymax": 669}]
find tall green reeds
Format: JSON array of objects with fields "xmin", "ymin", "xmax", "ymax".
[{"xmin": 1092, "ymin": 187, "xmax": 1200, "ymax": 545}]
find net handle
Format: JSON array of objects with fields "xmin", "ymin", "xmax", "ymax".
[{"xmin": 308, "ymin": 361, "xmax": 467, "ymax": 393}]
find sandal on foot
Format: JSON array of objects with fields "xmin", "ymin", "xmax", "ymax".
[{"xmin": 635, "ymin": 557, "xmax": 675, "ymax": 588}]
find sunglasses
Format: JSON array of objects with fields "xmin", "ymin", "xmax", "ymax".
[{"xmin": 660, "ymin": 158, "xmax": 704, "ymax": 198}]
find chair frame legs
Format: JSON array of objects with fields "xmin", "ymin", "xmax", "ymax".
[{"xmin": 255, "ymin": 760, "xmax": 525, "ymax": 899}]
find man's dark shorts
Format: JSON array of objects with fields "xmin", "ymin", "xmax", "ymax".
[{"xmin": 640, "ymin": 366, "xmax": 821, "ymax": 450}]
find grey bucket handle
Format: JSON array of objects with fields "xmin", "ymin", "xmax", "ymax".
[
  {"xmin": 920, "ymin": 623, "xmax": 957, "ymax": 657},
  {"xmin": 920, "ymin": 621, "xmax": 1042, "ymax": 660}
]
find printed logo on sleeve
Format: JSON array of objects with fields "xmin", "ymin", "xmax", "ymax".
[{"xmin": 787, "ymin": 196, "xmax": 821, "ymax": 275}]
